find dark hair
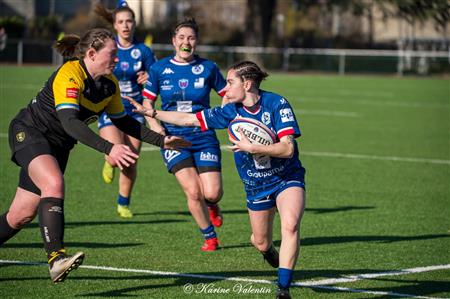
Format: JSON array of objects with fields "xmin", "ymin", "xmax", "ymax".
[
  {"xmin": 54, "ymin": 28, "xmax": 115, "ymax": 59},
  {"xmin": 95, "ymin": 3, "xmax": 135, "ymax": 25},
  {"xmin": 173, "ymin": 18, "xmax": 199, "ymax": 37},
  {"xmin": 229, "ymin": 61, "xmax": 269, "ymax": 87}
]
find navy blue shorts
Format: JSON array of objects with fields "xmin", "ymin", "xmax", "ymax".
[{"xmin": 246, "ymin": 179, "xmax": 305, "ymax": 211}]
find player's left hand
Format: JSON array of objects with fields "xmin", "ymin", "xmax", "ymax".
[
  {"xmin": 163, "ymin": 136, "xmax": 192, "ymax": 149},
  {"xmin": 136, "ymin": 71, "xmax": 149, "ymax": 85},
  {"xmin": 229, "ymin": 129, "xmax": 255, "ymax": 154},
  {"xmin": 124, "ymin": 96, "xmax": 154, "ymax": 117}
]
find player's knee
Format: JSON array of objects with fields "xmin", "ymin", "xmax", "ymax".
[
  {"xmin": 7, "ymin": 210, "xmax": 36, "ymax": 229},
  {"xmin": 251, "ymin": 235, "xmax": 270, "ymax": 252},
  {"xmin": 39, "ymin": 177, "xmax": 64, "ymax": 198},
  {"xmin": 204, "ymin": 189, "xmax": 222, "ymax": 203},
  {"xmin": 184, "ymin": 187, "xmax": 203, "ymax": 202},
  {"xmin": 281, "ymin": 218, "xmax": 300, "ymax": 236}
]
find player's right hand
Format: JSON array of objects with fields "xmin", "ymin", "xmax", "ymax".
[{"xmin": 107, "ymin": 144, "xmax": 139, "ymax": 170}]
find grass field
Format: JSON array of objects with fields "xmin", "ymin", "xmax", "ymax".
[{"xmin": 0, "ymin": 65, "xmax": 449, "ymax": 298}]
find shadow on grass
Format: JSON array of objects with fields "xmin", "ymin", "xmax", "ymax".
[
  {"xmin": 2, "ymin": 241, "xmax": 144, "ymax": 249},
  {"xmin": 22, "ymin": 219, "xmax": 188, "ymax": 229},
  {"xmin": 133, "ymin": 206, "xmax": 375, "ymax": 217}
]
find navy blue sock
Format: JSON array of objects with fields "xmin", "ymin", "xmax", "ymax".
[
  {"xmin": 278, "ymin": 268, "xmax": 293, "ymax": 289},
  {"xmin": 200, "ymin": 224, "xmax": 216, "ymax": 240},
  {"xmin": 118, "ymin": 194, "xmax": 130, "ymax": 206}
]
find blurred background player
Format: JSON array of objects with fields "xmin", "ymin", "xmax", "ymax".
[
  {"xmin": 142, "ymin": 18, "xmax": 226, "ymax": 251},
  {"xmin": 0, "ymin": 28, "xmax": 188, "ymax": 283},
  {"xmin": 96, "ymin": 1, "xmax": 157, "ymax": 218},
  {"xmin": 128, "ymin": 61, "xmax": 306, "ymax": 299}
]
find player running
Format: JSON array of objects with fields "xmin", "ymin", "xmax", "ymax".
[
  {"xmin": 142, "ymin": 18, "xmax": 227, "ymax": 251},
  {"xmin": 128, "ymin": 61, "xmax": 306, "ymax": 299},
  {"xmin": 0, "ymin": 28, "xmax": 189, "ymax": 283},
  {"xmin": 95, "ymin": 1, "xmax": 157, "ymax": 218}
]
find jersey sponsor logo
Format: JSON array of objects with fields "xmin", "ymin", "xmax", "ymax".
[
  {"xmin": 280, "ymin": 98, "xmax": 286, "ymax": 104},
  {"xmin": 133, "ymin": 61, "xmax": 142, "ymax": 72},
  {"xmin": 177, "ymin": 101, "xmax": 192, "ymax": 112},
  {"xmin": 280, "ymin": 108, "xmax": 294, "ymax": 122},
  {"xmin": 131, "ymin": 48, "xmax": 141, "ymax": 59},
  {"xmin": 162, "ymin": 67, "xmax": 174, "ymax": 75},
  {"xmin": 161, "ymin": 80, "xmax": 173, "ymax": 91},
  {"xmin": 16, "ymin": 132, "xmax": 25, "ymax": 142},
  {"xmin": 192, "ymin": 64, "xmax": 204, "ymax": 75},
  {"xmin": 178, "ymin": 79, "xmax": 189, "ymax": 89},
  {"xmin": 194, "ymin": 77, "xmax": 204, "ymax": 89},
  {"xmin": 262, "ymin": 112, "xmax": 271, "ymax": 126},
  {"xmin": 246, "ymin": 165, "xmax": 285, "ymax": 178},
  {"xmin": 66, "ymin": 87, "xmax": 78, "ymax": 99},
  {"xmin": 200, "ymin": 151, "xmax": 219, "ymax": 162},
  {"xmin": 253, "ymin": 154, "xmax": 271, "ymax": 169},
  {"xmin": 164, "ymin": 150, "xmax": 181, "ymax": 163}
]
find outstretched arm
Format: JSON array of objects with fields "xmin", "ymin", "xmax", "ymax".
[{"xmin": 125, "ymin": 96, "xmax": 200, "ymax": 127}]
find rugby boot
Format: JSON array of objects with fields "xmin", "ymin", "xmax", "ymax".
[
  {"xmin": 261, "ymin": 244, "xmax": 279, "ymax": 268},
  {"xmin": 201, "ymin": 237, "xmax": 219, "ymax": 251},
  {"xmin": 102, "ymin": 160, "xmax": 115, "ymax": 184},
  {"xmin": 276, "ymin": 287, "xmax": 291, "ymax": 299},
  {"xmin": 48, "ymin": 249, "xmax": 84, "ymax": 283},
  {"xmin": 207, "ymin": 204, "xmax": 223, "ymax": 227},
  {"xmin": 117, "ymin": 204, "xmax": 133, "ymax": 218}
]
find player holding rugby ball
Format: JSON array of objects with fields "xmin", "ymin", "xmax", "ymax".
[{"xmin": 127, "ymin": 61, "xmax": 305, "ymax": 299}]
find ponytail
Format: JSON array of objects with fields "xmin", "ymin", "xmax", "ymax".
[{"xmin": 53, "ymin": 34, "xmax": 81, "ymax": 58}]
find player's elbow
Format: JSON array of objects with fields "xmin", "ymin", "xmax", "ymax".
[{"xmin": 281, "ymin": 143, "xmax": 294, "ymax": 159}]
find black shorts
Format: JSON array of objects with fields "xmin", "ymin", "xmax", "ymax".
[{"xmin": 8, "ymin": 113, "xmax": 70, "ymax": 195}]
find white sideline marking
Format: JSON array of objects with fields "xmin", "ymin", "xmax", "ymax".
[
  {"xmin": 0, "ymin": 260, "xmax": 449, "ymax": 298},
  {"xmin": 140, "ymin": 145, "xmax": 450, "ymax": 166},
  {"xmin": 296, "ymin": 109, "xmax": 360, "ymax": 117},
  {"xmin": 1, "ymin": 133, "xmax": 448, "ymax": 165},
  {"xmin": 297, "ymin": 264, "xmax": 450, "ymax": 286}
]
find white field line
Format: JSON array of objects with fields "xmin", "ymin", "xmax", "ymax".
[
  {"xmin": 1, "ymin": 133, "xmax": 448, "ymax": 165},
  {"xmin": 296, "ymin": 109, "xmax": 360, "ymax": 117},
  {"xmin": 0, "ymin": 260, "xmax": 448, "ymax": 298},
  {"xmin": 140, "ymin": 145, "xmax": 450, "ymax": 166}
]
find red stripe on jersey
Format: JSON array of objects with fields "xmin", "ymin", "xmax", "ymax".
[
  {"xmin": 196, "ymin": 111, "xmax": 208, "ymax": 131},
  {"xmin": 66, "ymin": 88, "xmax": 78, "ymax": 99},
  {"xmin": 142, "ymin": 89, "xmax": 157, "ymax": 101},
  {"xmin": 278, "ymin": 127, "xmax": 295, "ymax": 139}
]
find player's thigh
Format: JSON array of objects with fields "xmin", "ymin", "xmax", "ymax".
[
  {"xmin": 174, "ymin": 167, "xmax": 203, "ymax": 199},
  {"xmin": 198, "ymin": 171, "xmax": 222, "ymax": 199},
  {"xmin": 27, "ymin": 154, "xmax": 64, "ymax": 194},
  {"xmin": 124, "ymin": 134, "xmax": 142, "ymax": 154},
  {"xmin": 248, "ymin": 207, "xmax": 276, "ymax": 240},
  {"xmin": 99, "ymin": 123, "xmax": 124, "ymax": 144},
  {"xmin": 276, "ymin": 187, "xmax": 306, "ymax": 230}
]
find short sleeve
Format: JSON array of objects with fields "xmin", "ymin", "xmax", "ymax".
[
  {"xmin": 142, "ymin": 64, "xmax": 159, "ymax": 101},
  {"xmin": 272, "ymin": 97, "xmax": 301, "ymax": 139},
  {"xmin": 53, "ymin": 65, "xmax": 83, "ymax": 111}
]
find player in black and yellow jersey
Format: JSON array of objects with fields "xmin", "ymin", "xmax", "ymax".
[{"xmin": 0, "ymin": 28, "xmax": 190, "ymax": 283}]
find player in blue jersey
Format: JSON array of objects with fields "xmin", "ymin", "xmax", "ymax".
[
  {"xmin": 128, "ymin": 61, "xmax": 306, "ymax": 299},
  {"xmin": 141, "ymin": 18, "xmax": 227, "ymax": 251},
  {"xmin": 95, "ymin": 2, "xmax": 157, "ymax": 218}
]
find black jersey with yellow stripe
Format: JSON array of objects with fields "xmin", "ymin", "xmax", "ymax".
[{"xmin": 25, "ymin": 59, "xmax": 125, "ymax": 149}]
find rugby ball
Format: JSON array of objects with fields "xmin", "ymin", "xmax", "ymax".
[{"xmin": 228, "ymin": 117, "xmax": 276, "ymax": 145}]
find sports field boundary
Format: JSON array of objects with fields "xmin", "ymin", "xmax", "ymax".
[{"xmin": 1, "ymin": 259, "xmax": 448, "ymax": 298}]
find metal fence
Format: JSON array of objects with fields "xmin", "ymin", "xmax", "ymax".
[{"xmin": 1, "ymin": 39, "xmax": 449, "ymax": 75}]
